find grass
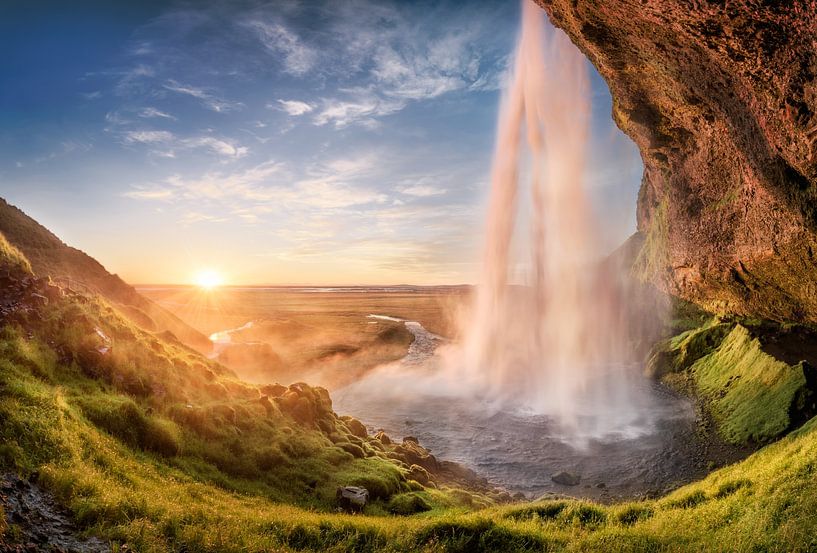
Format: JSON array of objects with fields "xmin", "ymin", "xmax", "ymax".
[
  {"xmin": 0, "ymin": 231, "xmax": 32, "ymax": 275},
  {"xmin": 648, "ymin": 316, "xmax": 815, "ymax": 444},
  {"xmin": 692, "ymin": 324, "xmax": 810, "ymax": 443},
  {"xmin": 3, "ymin": 249, "xmax": 817, "ymax": 551}
]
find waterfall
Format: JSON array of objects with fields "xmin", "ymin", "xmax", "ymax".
[{"xmin": 456, "ymin": 1, "xmax": 646, "ymax": 439}]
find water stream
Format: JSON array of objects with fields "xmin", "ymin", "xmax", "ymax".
[{"xmin": 333, "ymin": 316, "xmax": 700, "ymax": 500}]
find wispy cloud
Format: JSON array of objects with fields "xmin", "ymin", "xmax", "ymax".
[
  {"xmin": 124, "ymin": 130, "xmax": 175, "ymax": 144},
  {"xmin": 120, "ymin": 129, "xmax": 247, "ymax": 159},
  {"xmin": 274, "ymin": 99, "xmax": 314, "ymax": 116},
  {"xmin": 163, "ymin": 80, "xmax": 242, "ymax": 113},
  {"xmin": 313, "ymin": 93, "xmax": 404, "ymax": 128},
  {"xmin": 399, "ymin": 184, "xmax": 447, "ymax": 197},
  {"xmin": 139, "ymin": 107, "xmax": 176, "ymax": 120},
  {"xmin": 124, "ymin": 187, "xmax": 175, "ymax": 200},
  {"xmin": 243, "ymin": 20, "xmax": 317, "ymax": 75}
]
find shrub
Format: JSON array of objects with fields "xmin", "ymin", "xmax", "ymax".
[{"xmin": 387, "ymin": 493, "xmax": 432, "ymax": 515}]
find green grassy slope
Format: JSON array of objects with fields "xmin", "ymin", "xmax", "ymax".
[
  {"xmin": 2, "ymin": 228, "xmax": 817, "ymax": 551},
  {"xmin": 3, "ymin": 305, "xmax": 817, "ymax": 552},
  {"xmin": 648, "ymin": 317, "xmax": 817, "ymax": 445},
  {"xmin": 0, "ymin": 199, "xmax": 210, "ymax": 350}
]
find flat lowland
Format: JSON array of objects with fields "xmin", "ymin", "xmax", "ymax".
[{"xmin": 138, "ymin": 285, "xmax": 469, "ymax": 389}]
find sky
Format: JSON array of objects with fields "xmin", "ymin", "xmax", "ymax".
[{"xmin": 0, "ymin": 0, "xmax": 642, "ymax": 286}]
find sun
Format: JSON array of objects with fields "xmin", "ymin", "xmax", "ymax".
[{"xmin": 194, "ymin": 269, "xmax": 223, "ymax": 290}]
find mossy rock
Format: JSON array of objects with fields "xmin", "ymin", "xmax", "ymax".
[
  {"xmin": 387, "ymin": 492, "xmax": 432, "ymax": 515},
  {"xmin": 692, "ymin": 325, "xmax": 811, "ymax": 443}
]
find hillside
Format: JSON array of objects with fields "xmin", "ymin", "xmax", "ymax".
[
  {"xmin": 1, "ymin": 226, "xmax": 817, "ymax": 551},
  {"xmin": 0, "ymin": 198, "xmax": 210, "ymax": 351}
]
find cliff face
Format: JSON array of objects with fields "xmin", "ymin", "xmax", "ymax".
[{"xmin": 535, "ymin": 0, "xmax": 817, "ymax": 322}]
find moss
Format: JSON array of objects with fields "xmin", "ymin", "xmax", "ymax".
[
  {"xmin": 633, "ymin": 199, "xmax": 669, "ymax": 283},
  {"xmin": 692, "ymin": 325, "xmax": 809, "ymax": 443},
  {"xmin": 645, "ymin": 319, "xmax": 731, "ymax": 378},
  {"xmin": 387, "ymin": 493, "xmax": 432, "ymax": 515}
]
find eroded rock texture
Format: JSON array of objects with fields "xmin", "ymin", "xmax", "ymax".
[{"xmin": 535, "ymin": 0, "xmax": 817, "ymax": 321}]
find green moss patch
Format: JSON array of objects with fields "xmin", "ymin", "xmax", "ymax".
[{"xmin": 692, "ymin": 325, "xmax": 810, "ymax": 444}]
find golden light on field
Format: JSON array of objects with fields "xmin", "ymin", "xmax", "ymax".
[{"xmin": 193, "ymin": 269, "xmax": 223, "ymax": 290}]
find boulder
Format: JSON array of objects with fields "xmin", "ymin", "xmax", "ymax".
[
  {"xmin": 551, "ymin": 471, "xmax": 581, "ymax": 486},
  {"xmin": 341, "ymin": 416, "xmax": 368, "ymax": 439},
  {"xmin": 407, "ymin": 464, "xmax": 432, "ymax": 486},
  {"xmin": 374, "ymin": 430, "xmax": 392, "ymax": 445},
  {"xmin": 336, "ymin": 486, "xmax": 369, "ymax": 512}
]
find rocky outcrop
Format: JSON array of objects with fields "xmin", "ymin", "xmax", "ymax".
[{"xmin": 535, "ymin": 1, "xmax": 817, "ymax": 322}]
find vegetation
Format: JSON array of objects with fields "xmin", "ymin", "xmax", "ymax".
[
  {"xmin": 2, "ymin": 230, "xmax": 817, "ymax": 552},
  {"xmin": 633, "ymin": 198, "xmax": 669, "ymax": 283},
  {"xmin": 648, "ymin": 316, "xmax": 817, "ymax": 445},
  {"xmin": 0, "ymin": 232, "xmax": 32, "ymax": 275}
]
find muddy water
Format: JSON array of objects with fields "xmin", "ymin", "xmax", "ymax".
[{"xmin": 334, "ymin": 316, "xmax": 728, "ymax": 501}]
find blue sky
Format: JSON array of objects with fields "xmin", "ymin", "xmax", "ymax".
[{"xmin": 0, "ymin": 0, "xmax": 642, "ymax": 285}]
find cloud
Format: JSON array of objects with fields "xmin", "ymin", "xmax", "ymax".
[
  {"xmin": 274, "ymin": 99, "xmax": 314, "ymax": 116},
  {"xmin": 313, "ymin": 93, "xmax": 405, "ymax": 128},
  {"xmin": 244, "ymin": 20, "xmax": 317, "ymax": 75},
  {"xmin": 185, "ymin": 137, "xmax": 248, "ymax": 158},
  {"xmin": 139, "ymin": 107, "xmax": 176, "ymax": 120},
  {"xmin": 180, "ymin": 211, "xmax": 228, "ymax": 224},
  {"xmin": 400, "ymin": 184, "xmax": 447, "ymax": 197},
  {"xmin": 123, "ymin": 130, "xmax": 175, "ymax": 144},
  {"xmin": 163, "ymin": 80, "xmax": 242, "ymax": 113},
  {"xmin": 120, "ymin": 129, "xmax": 247, "ymax": 159},
  {"xmin": 124, "ymin": 188, "xmax": 174, "ymax": 200}
]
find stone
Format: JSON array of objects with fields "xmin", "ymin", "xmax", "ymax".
[
  {"xmin": 535, "ymin": 0, "xmax": 817, "ymax": 323},
  {"xmin": 341, "ymin": 416, "xmax": 368, "ymax": 439},
  {"xmin": 374, "ymin": 430, "xmax": 392, "ymax": 445},
  {"xmin": 407, "ymin": 464, "xmax": 432, "ymax": 486},
  {"xmin": 336, "ymin": 486, "xmax": 369, "ymax": 512},
  {"xmin": 551, "ymin": 471, "xmax": 581, "ymax": 486}
]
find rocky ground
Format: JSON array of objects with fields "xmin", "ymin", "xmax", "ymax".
[{"xmin": 0, "ymin": 475, "xmax": 110, "ymax": 553}]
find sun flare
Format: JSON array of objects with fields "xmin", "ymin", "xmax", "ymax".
[{"xmin": 194, "ymin": 269, "xmax": 223, "ymax": 290}]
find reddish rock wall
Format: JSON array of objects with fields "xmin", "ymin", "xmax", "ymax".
[{"xmin": 536, "ymin": 0, "xmax": 817, "ymax": 321}]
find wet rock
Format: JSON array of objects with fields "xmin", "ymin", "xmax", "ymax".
[
  {"xmin": 407, "ymin": 464, "xmax": 432, "ymax": 486},
  {"xmin": 336, "ymin": 486, "xmax": 369, "ymax": 512},
  {"xmin": 374, "ymin": 430, "xmax": 392, "ymax": 445},
  {"xmin": 0, "ymin": 474, "xmax": 110, "ymax": 552},
  {"xmin": 393, "ymin": 440, "xmax": 439, "ymax": 472},
  {"xmin": 551, "ymin": 471, "xmax": 581, "ymax": 486},
  {"xmin": 341, "ymin": 416, "xmax": 368, "ymax": 439}
]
